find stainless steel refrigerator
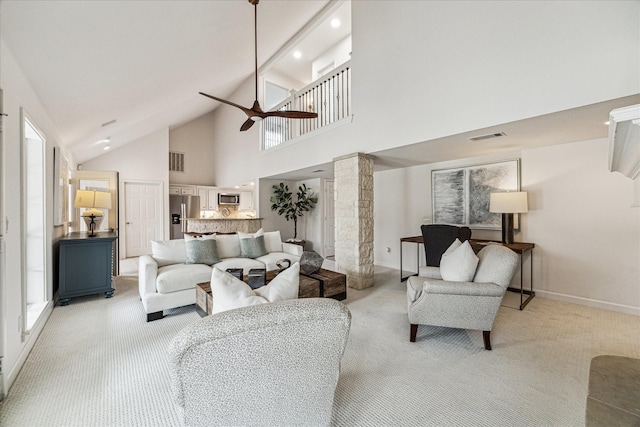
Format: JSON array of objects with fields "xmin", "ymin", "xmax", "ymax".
[{"xmin": 170, "ymin": 195, "xmax": 201, "ymax": 239}]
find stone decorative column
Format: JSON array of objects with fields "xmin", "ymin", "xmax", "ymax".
[{"xmin": 333, "ymin": 152, "xmax": 374, "ymax": 290}]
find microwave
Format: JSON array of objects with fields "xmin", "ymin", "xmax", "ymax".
[{"xmin": 218, "ymin": 193, "xmax": 240, "ymax": 205}]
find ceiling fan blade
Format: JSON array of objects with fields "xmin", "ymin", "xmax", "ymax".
[
  {"xmin": 266, "ymin": 110, "xmax": 318, "ymax": 119},
  {"xmin": 240, "ymin": 118, "xmax": 256, "ymax": 131},
  {"xmin": 199, "ymin": 92, "xmax": 252, "ymax": 116}
]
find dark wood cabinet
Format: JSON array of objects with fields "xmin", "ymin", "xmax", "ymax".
[{"xmin": 57, "ymin": 232, "xmax": 118, "ymax": 305}]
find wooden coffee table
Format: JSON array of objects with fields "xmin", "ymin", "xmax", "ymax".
[{"xmin": 195, "ymin": 270, "xmax": 324, "ymax": 317}]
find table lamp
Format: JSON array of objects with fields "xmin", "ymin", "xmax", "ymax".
[
  {"xmin": 74, "ymin": 190, "xmax": 112, "ymax": 237},
  {"xmin": 489, "ymin": 191, "xmax": 528, "ymax": 244}
]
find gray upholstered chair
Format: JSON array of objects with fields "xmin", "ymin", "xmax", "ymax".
[
  {"xmin": 407, "ymin": 244, "xmax": 519, "ymax": 350},
  {"xmin": 168, "ymin": 298, "xmax": 352, "ymax": 426}
]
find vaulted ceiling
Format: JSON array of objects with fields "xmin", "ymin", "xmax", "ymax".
[{"xmin": 1, "ymin": 0, "xmax": 337, "ymax": 163}]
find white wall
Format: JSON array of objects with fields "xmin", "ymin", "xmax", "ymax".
[
  {"xmin": 0, "ymin": 37, "xmax": 63, "ymax": 394},
  {"xmin": 297, "ymin": 178, "xmax": 323, "ymax": 252},
  {"xmin": 374, "ymin": 139, "xmax": 640, "ymax": 315},
  {"xmin": 311, "ymin": 35, "xmax": 351, "ymax": 79},
  {"xmin": 81, "ymin": 128, "xmax": 170, "ymax": 251},
  {"xmin": 169, "ymin": 111, "xmax": 217, "ymax": 186},
  {"xmin": 191, "ymin": 0, "xmax": 639, "ymax": 191}
]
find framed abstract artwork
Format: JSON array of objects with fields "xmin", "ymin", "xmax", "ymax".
[{"xmin": 432, "ymin": 159, "xmax": 520, "ymax": 229}]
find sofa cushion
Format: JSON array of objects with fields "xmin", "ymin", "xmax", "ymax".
[
  {"xmin": 185, "ymin": 239, "xmax": 220, "ymax": 265},
  {"xmin": 255, "ymin": 252, "xmax": 302, "ymax": 271},
  {"xmin": 156, "ymin": 263, "xmax": 213, "ymax": 294},
  {"xmin": 210, "ymin": 263, "xmax": 300, "ymax": 314},
  {"xmin": 239, "ymin": 235, "xmax": 268, "ymax": 258},
  {"xmin": 214, "ymin": 257, "xmax": 265, "ymax": 275},
  {"xmin": 440, "ymin": 239, "xmax": 479, "ymax": 282},
  {"xmin": 215, "ymin": 234, "xmax": 242, "ymax": 259},
  {"xmin": 263, "ymin": 231, "xmax": 283, "ymax": 253},
  {"xmin": 151, "ymin": 239, "xmax": 187, "ymax": 267}
]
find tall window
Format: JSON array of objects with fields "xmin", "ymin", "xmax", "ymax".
[{"xmin": 22, "ymin": 113, "xmax": 47, "ymax": 332}]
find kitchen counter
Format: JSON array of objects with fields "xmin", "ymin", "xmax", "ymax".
[{"xmin": 187, "ymin": 218, "xmax": 263, "ymax": 234}]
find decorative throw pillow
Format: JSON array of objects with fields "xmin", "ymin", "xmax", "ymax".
[
  {"xmin": 237, "ymin": 228, "xmax": 263, "ymax": 240},
  {"xmin": 184, "ymin": 233, "xmax": 216, "ymax": 241},
  {"xmin": 151, "ymin": 239, "xmax": 187, "ymax": 267},
  {"xmin": 239, "ymin": 235, "xmax": 268, "ymax": 258},
  {"xmin": 210, "ymin": 263, "xmax": 300, "ymax": 314},
  {"xmin": 263, "ymin": 230, "xmax": 283, "ymax": 253},
  {"xmin": 440, "ymin": 239, "xmax": 479, "ymax": 282},
  {"xmin": 185, "ymin": 239, "xmax": 220, "ymax": 265},
  {"xmin": 215, "ymin": 234, "xmax": 242, "ymax": 259}
]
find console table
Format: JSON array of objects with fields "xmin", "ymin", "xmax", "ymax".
[
  {"xmin": 57, "ymin": 232, "xmax": 118, "ymax": 305},
  {"xmin": 399, "ymin": 235, "xmax": 535, "ymax": 310}
]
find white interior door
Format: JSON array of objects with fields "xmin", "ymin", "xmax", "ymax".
[
  {"xmin": 324, "ymin": 179, "xmax": 335, "ymax": 257},
  {"xmin": 124, "ymin": 181, "xmax": 162, "ymax": 257}
]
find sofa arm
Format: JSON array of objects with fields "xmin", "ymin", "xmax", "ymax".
[
  {"xmin": 282, "ymin": 242, "xmax": 303, "ymax": 257},
  {"xmin": 418, "ymin": 266, "xmax": 442, "ymax": 279},
  {"xmin": 423, "ymin": 279, "xmax": 504, "ymax": 297},
  {"xmin": 139, "ymin": 255, "xmax": 159, "ymax": 299}
]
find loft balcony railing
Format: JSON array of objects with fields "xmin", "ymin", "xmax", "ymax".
[{"xmin": 262, "ymin": 60, "xmax": 351, "ymax": 150}]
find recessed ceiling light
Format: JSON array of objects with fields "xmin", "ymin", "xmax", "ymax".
[
  {"xmin": 604, "ymin": 121, "xmax": 610, "ymax": 125},
  {"xmin": 331, "ymin": 18, "xmax": 341, "ymax": 28},
  {"xmin": 96, "ymin": 137, "xmax": 111, "ymax": 144},
  {"xmin": 250, "ymin": 182, "xmax": 255, "ymax": 186},
  {"xmin": 103, "ymin": 146, "xmax": 111, "ymax": 151},
  {"xmin": 293, "ymin": 51, "xmax": 302, "ymax": 59}
]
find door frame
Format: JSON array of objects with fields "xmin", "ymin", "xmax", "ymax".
[
  {"xmin": 0, "ymin": 88, "xmax": 5, "ymax": 400},
  {"xmin": 122, "ymin": 180, "xmax": 164, "ymax": 259}
]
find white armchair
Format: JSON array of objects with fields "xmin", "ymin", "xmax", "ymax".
[
  {"xmin": 168, "ymin": 298, "xmax": 351, "ymax": 426},
  {"xmin": 407, "ymin": 244, "xmax": 519, "ymax": 350}
]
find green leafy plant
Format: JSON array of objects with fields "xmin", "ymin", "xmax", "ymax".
[{"xmin": 270, "ymin": 183, "xmax": 318, "ymax": 239}]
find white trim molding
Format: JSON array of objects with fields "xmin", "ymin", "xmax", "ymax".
[{"xmin": 536, "ymin": 289, "xmax": 640, "ymax": 317}]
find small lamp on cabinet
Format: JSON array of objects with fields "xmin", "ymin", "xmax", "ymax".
[
  {"xmin": 489, "ymin": 191, "xmax": 528, "ymax": 244},
  {"xmin": 74, "ymin": 190, "xmax": 112, "ymax": 237}
]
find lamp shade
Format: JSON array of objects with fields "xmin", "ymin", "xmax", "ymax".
[
  {"xmin": 93, "ymin": 191, "xmax": 112, "ymax": 210},
  {"xmin": 73, "ymin": 190, "xmax": 95, "ymax": 209},
  {"xmin": 489, "ymin": 191, "xmax": 528, "ymax": 214}
]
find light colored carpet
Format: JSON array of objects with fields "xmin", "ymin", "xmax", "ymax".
[{"xmin": 1, "ymin": 267, "xmax": 639, "ymax": 426}]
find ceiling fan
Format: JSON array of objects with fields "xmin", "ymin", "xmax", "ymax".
[{"xmin": 199, "ymin": 0, "xmax": 318, "ymax": 132}]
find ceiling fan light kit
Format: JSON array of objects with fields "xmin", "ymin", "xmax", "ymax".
[{"xmin": 199, "ymin": 0, "xmax": 318, "ymax": 131}]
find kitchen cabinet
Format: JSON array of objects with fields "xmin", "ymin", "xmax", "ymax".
[
  {"xmin": 239, "ymin": 191, "xmax": 254, "ymax": 210},
  {"xmin": 197, "ymin": 186, "xmax": 219, "ymax": 210},
  {"xmin": 57, "ymin": 232, "xmax": 118, "ymax": 305},
  {"xmin": 169, "ymin": 185, "xmax": 197, "ymax": 195}
]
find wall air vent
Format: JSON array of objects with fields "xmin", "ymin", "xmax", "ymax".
[
  {"xmin": 169, "ymin": 151, "xmax": 185, "ymax": 173},
  {"xmin": 468, "ymin": 132, "xmax": 506, "ymax": 142}
]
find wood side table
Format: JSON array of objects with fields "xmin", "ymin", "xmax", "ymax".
[{"xmin": 470, "ymin": 240, "xmax": 535, "ymax": 310}]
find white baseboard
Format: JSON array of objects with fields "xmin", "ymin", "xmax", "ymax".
[{"xmin": 536, "ymin": 290, "xmax": 640, "ymax": 316}]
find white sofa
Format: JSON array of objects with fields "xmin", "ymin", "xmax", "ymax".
[{"xmin": 138, "ymin": 230, "xmax": 302, "ymax": 321}]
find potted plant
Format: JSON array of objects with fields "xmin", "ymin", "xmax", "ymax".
[{"xmin": 270, "ymin": 183, "xmax": 318, "ymax": 242}]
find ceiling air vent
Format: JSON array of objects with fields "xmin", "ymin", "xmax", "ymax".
[
  {"xmin": 169, "ymin": 151, "xmax": 185, "ymax": 173},
  {"xmin": 468, "ymin": 132, "xmax": 506, "ymax": 142}
]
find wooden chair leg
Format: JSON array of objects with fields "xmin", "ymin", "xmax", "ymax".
[
  {"xmin": 410, "ymin": 324, "xmax": 418, "ymax": 342},
  {"xmin": 483, "ymin": 330, "xmax": 492, "ymax": 350}
]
